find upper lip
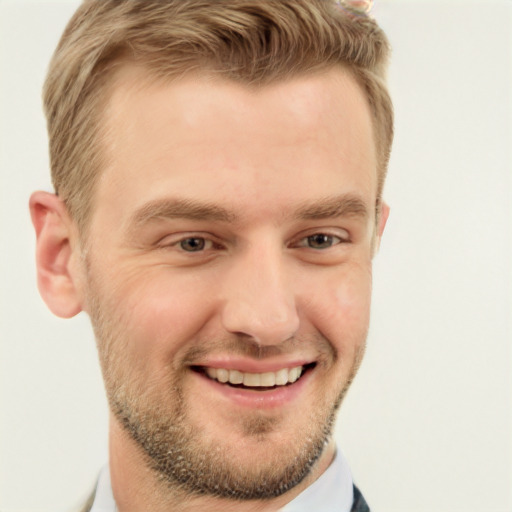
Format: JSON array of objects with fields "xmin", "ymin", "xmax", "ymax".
[{"xmin": 192, "ymin": 358, "xmax": 315, "ymax": 374}]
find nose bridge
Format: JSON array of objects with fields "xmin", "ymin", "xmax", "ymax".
[{"xmin": 220, "ymin": 241, "xmax": 299, "ymax": 345}]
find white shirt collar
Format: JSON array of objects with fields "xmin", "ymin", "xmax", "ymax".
[
  {"xmin": 280, "ymin": 450, "xmax": 354, "ymax": 512},
  {"xmin": 90, "ymin": 451, "xmax": 353, "ymax": 512},
  {"xmin": 89, "ymin": 465, "xmax": 116, "ymax": 512}
]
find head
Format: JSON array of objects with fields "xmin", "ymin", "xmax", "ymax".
[{"xmin": 31, "ymin": 0, "xmax": 392, "ymax": 506}]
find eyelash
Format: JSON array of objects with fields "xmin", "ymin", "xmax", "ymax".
[
  {"xmin": 176, "ymin": 237, "xmax": 218, "ymax": 252},
  {"xmin": 293, "ymin": 233, "xmax": 349, "ymax": 250},
  {"xmin": 162, "ymin": 230, "xmax": 350, "ymax": 253}
]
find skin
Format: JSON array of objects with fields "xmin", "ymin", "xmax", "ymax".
[
  {"xmin": 30, "ymin": 65, "xmax": 389, "ymax": 511},
  {"xmin": 342, "ymin": 0, "xmax": 373, "ymax": 14}
]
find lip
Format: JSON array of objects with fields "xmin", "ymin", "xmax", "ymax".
[
  {"xmin": 192, "ymin": 363, "xmax": 314, "ymax": 410},
  {"xmin": 192, "ymin": 357, "xmax": 314, "ymax": 374}
]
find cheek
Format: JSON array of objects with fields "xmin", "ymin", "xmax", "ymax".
[
  {"xmin": 94, "ymin": 266, "xmax": 218, "ymax": 368},
  {"xmin": 302, "ymin": 263, "xmax": 373, "ymax": 356},
  {"xmin": 332, "ymin": 269, "xmax": 372, "ymax": 325}
]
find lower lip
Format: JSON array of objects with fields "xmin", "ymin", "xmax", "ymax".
[{"xmin": 194, "ymin": 369, "xmax": 313, "ymax": 410}]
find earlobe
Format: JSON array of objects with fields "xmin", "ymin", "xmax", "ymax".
[{"xmin": 29, "ymin": 191, "xmax": 84, "ymax": 318}]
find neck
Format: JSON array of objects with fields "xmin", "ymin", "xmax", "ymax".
[{"xmin": 108, "ymin": 414, "xmax": 336, "ymax": 512}]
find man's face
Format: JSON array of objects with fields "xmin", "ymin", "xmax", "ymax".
[{"xmin": 82, "ymin": 65, "xmax": 381, "ymax": 499}]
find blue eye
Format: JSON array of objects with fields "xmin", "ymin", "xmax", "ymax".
[
  {"xmin": 179, "ymin": 237, "xmax": 206, "ymax": 252},
  {"xmin": 306, "ymin": 234, "xmax": 339, "ymax": 249}
]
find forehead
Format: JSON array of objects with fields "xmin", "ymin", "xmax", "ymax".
[
  {"xmin": 93, "ymin": 65, "xmax": 377, "ymax": 226},
  {"xmin": 104, "ymin": 64, "xmax": 374, "ymax": 150}
]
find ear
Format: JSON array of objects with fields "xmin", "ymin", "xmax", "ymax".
[
  {"xmin": 373, "ymin": 201, "xmax": 390, "ymax": 255},
  {"xmin": 29, "ymin": 191, "xmax": 84, "ymax": 318}
]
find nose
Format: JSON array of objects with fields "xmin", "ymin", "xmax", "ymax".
[{"xmin": 220, "ymin": 244, "xmax": 300, "ymax": 345}]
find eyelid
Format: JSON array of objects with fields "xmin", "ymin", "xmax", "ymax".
[
  {"xmin": 290, "ymin": 228, "xmax": 351, "ymax": 248},
  {"xmin": 156, "ymin": 232, "xmax": 223, "ymax": 250},
  {"xmin": 154, "ymin": 228, "xmax": 351, "ymax": 251}
]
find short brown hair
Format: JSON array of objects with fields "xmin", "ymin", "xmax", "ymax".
[{"xmin": 43, "ymin": 0, "xmax": 393, "ymax": 230}]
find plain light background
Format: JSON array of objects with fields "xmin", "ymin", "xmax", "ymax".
[{"xmin": 1, "ymin": 1, "xmax": 511, "ymax": 511}]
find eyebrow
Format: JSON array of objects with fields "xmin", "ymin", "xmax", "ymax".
[
  {"xmin": 294, "ymin": 194, "xmax": 369, "ymax": 221},
  {"xmin": 130, "ymin": 198, "xmax": 238, "ymax": 227},
  {"xmin": 129, "ymin": 193, "xmax": 369, "ymax": 229}
]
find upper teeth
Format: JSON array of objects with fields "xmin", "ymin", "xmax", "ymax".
[{"xmin": 205, "ymin": 366, "xmax": 304, "ymax": 387}]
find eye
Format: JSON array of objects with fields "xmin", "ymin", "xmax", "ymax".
[
  {"xmin": 290, "ymin": 229, "xmax": 350, "ymax": 251},
  {"xmin": 288, "ymin": 228, "xmax": 352, "ymax": 265},
  {"xmin": 179, "ymin": 237, "xmax": 209, "ymax": 252},
  {"xmin": 305, "ymin": 234, "xmax": 341, "ymax": 249},
  {"xmin": 293, "ymin": 231, "xmax": 349, "ymax": 250}
]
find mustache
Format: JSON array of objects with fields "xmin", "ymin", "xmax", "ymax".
[{"xmin": 180, "ymin": 333, "xmax": 335, "ymax": 365}]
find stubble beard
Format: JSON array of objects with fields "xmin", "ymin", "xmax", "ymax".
[
  {"xmin": 109, "ymin": 385, "xmax": 340, "ymax": 500},
  {"xmin": 86, "ymin": 284, "xmax": 366, "ymax": 501}
]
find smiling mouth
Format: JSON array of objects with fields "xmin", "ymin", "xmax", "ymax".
[{"xmin": 193, "ymin": 363, "xmax": 316, "ymax": 391}]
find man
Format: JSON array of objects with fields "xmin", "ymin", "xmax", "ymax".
[{"xmin": 30, "ymin": 0, "xmax": 393, "ymax": 510}]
